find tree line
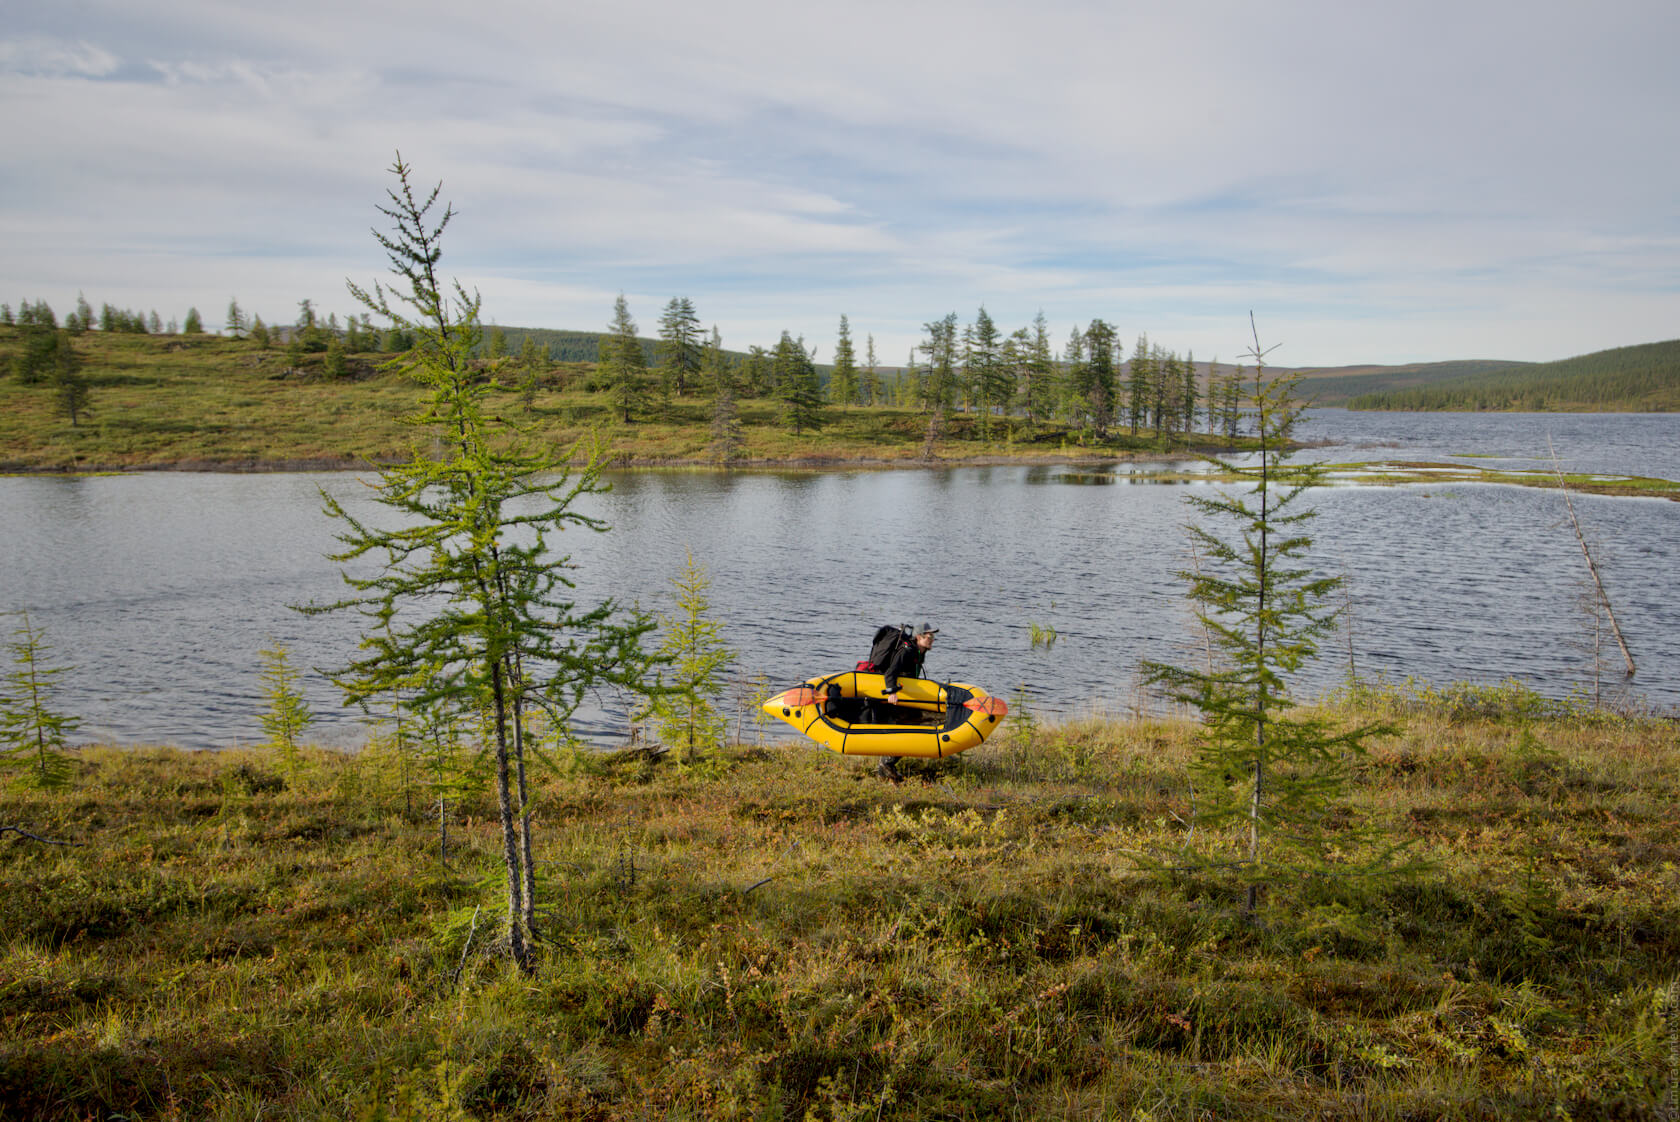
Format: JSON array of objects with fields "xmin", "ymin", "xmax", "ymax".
[
  {"xmin": 1345, "ymin": 339, "xmax": 1680, "ymax": 412},
  {"xmin": 6, "ymin": 287, "xmax": 1259, "ymax": 444}
]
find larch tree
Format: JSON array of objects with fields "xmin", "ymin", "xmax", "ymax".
[
  {"xmin": 0, "ymin": 612, "xmax": 77, "ymax": 790},
  {"xmin": 1143, "ymin": 319, "xmax": 1391, "ymax": 914},
  {"xmin": 312, "ymin": 154, "xmax": 656, "ymax": 972}
]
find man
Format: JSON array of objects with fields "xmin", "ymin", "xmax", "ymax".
[{"xmin": 873, "ymin": 623, "xmax": 937, "ymax": 782}]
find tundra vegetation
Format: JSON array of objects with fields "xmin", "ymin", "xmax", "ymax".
[{"xmin": 0, "ymin": 684, "xmax": 1675, "ymax": 1119}]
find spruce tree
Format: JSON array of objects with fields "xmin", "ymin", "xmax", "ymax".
[
  {"xmin": 602, "ymin": 295, "xmax": 647, "ymax": 423},
  {"xmin": 1127, "ymin": 334, "xmax": 1152, "ymax": 435},
  {"xmin": 707, "ymin": 327, "xmax": 745, "ymax": 464},
  {"xmin": 861, "ymin": 333, "xmax": 880, "ymax": 406},
  {"xmin": 1083, "ymin": 319, "xmax": 1117, "ymax": 437},
  {"xmin": 314, "ymin": 155, "xmax": 655, "ymax": 971},
  {"xmin": 183, "ymin": 307, "xmax": 204, "ymax": 334},
  {"xmin": 776, "ymin": 331, "xmax": 823, "ymax": 433},
  {"xmin": 1020, "ymin": 311, "xmax": 1058, "ymax": 426},
  {"xmin": 655, "ymin": 296, "xmax": 702, "ymax": 398},
  {"xmin": 969, "ymin": 305, "xmax": 1009, "ymax": 436},
  {"xmin": 829, "ymin": 314, "xmax": 859, "ymax": 407}
]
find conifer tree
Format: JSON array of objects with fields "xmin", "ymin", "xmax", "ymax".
[
  {"xmin": 1019, "ymin": 311, "xmax": 1058, "ymax": 426},
  {"xmin": 258, "ymin": 643, "xmax": 313, "ymax": 784},
  {"xmin": 315, "ymin": 155, "xmax": 656, "ymax": 971},
  {"xmin": 53, "ymin": 332, "xmax": 91, "ymax": 426},
  {"xmin": 250, "ymin": 316, "xmax": 270, "ymax": 349},
  {"xmin": 226, "ymin": 298, "xmax": 247, "ymax": 339},
  {"xmin": 1143, "ymin": 320, "xmax": 1387, "ymax": 913},
  {"xmin": 829, "ymin": 314, "xmax": 859, "ymax": 407},
  {"xmin": 969, "ymin": 305, "xmax": 1009, "ymax": 436},
  {"xmin": 1127, "ymin": 334, "xmax": 1152, "ymax": 435},
  {"xmin": 643, "ymin": 550, "xmax": 734, "ymax": 762},
  {"xmin": 602, "ymin": 295, "xmax": 647, "ymax": 423},
  {"xmin": 861, "ymin": 333, "xmax": 881, "ymax": 406},
  {"xmin": 1181, "ymin": 349, "xmax": 1199, "ymax": 434},
  {"xmin": 183, "ymin": 307, "xmax": 204, "ymax": 334},
  {"xmin": 0, "ymin": 612, "xmax": 77, "ymax": 790},
  {"xmin": 655, "ymin": 296, "xmax": 702, "ymax": 398},
  {"xmin": 776, "ymin": 331, "xmax": 823, "ymax": 433},
  {"xmin": 1083, "ymin": 319, "xmax": 1117, "ymax": 437},
  {"xmin": 707, "ymin": 327, "xmax": 745, "ymax": 464},
  {"xmin": 75, "ymin": 293, "xmax": 94, "ymax": 330},
  {"xmin": 919, "ymin": 314, "xmax": 959, "ymax": 416}
]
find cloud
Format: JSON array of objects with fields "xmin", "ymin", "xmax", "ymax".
[
  {"xmin": 0, "ymin": 36, "xmax": 121, "ymax": 78},
  {"xmin": 2, "ymin": 0, "xmax": 1678, "ymax": 366}
]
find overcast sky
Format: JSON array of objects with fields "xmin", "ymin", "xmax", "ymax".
[{"xmin": 4, "ymin": 0, "xmax": 1676, "ymax": 367}]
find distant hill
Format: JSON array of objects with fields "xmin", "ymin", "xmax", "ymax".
[
  {"xmin": 1336, "ymin": 339, "xmax": 1680, "ymax": 412},
  {"xmin": 1286, "ymin": 360, "xmax": 1532, "ymax": 406}
]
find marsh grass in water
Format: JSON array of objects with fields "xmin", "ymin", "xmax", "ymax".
[{"xmin": 1, "ymin": 692, "xmax": 1676, "ymax": 1119}]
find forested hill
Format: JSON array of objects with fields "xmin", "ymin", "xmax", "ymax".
[
  {"xmin": 1291, "ymin": 360, "xmax": 1531, "ymax": 406},
  {"xmin": 1337, "ymin": 339, "xmax": 1680, "ymax": 412}
]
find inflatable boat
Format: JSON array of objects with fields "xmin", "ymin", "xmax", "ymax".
[{"xmin": 763, "ymin": 670, "xmax": 1008, "ymax": 759}]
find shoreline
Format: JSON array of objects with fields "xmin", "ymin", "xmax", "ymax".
[{"xmin": 0, "ymin": 446, "xmax": 1218, "ymax": 477}]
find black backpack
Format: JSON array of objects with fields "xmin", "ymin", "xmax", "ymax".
[{"xmin": 858, "ymin": 624, "xmax": 912, "ymax": 672}]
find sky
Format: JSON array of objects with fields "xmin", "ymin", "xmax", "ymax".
[{"xmin": 3, "ymin": 0, "xmax": 1677, "ymax": 368}]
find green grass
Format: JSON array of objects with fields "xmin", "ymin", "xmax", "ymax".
[
  {"xmin": 0, "ymin": 328, "xmax": 1245, "ymax": 472},
  {"xmin": 1315, "ymin": 460, "xmax": 1680, "ymax": 501},
  {"xmin": 3, "ymin": 691, "xmax": 1676, "ymax": 1119}
]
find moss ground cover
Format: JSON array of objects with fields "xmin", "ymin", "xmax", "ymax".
[{"xmin": 2, "ymin": 695, "xmax": 1676, "ymax": 1119}]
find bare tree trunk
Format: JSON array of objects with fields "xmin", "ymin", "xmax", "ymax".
[
  {"xmin": 490, "ymin": 661, "xmax": 531, "ymax": 973},
  {"xmin": 511, "ymin": 654, "xmax": 537, "ymax": 933},
  {"xmin": 1548, "ymin": 436, "xmax": 1635, "ymax": 676}
]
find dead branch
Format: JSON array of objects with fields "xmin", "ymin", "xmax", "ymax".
[
  {"xmin": 1548, "ymin": 435, "xmax": 1635, "ymax": 676},
  {"xmin": 1, "ymin": 825, "xmax": 83, "ymax": 847}
]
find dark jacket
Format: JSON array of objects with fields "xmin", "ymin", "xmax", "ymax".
[{"xmin": 880, "ymin": 639, "xmax": 925, "ymax": 694}]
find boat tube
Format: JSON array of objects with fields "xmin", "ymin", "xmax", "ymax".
[{"xmin": 762, "ymin": 670, "xmax": 1008, "ymax": 759}]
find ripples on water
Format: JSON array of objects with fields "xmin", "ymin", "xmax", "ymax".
[{"xmin": 2, "ymin": 412, "xmax": 1676, "ymax": 749}]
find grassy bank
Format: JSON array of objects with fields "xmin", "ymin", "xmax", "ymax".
[
  {"xmin": 3, "ymin": 692, "xmax": 1676, "ymax": 1119},
  {"xmin": 0, "ymin": 328, "xmax": 1233, "ymax": 472}
]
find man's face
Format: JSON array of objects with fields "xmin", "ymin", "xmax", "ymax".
[{"xmin": 917, "ymin": 633, "xmax": 935, "ymax": 651}]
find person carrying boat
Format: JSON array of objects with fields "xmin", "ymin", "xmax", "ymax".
[{"xmin": 869, "ymin": 623, "xmax": 937, "ymax": 782}]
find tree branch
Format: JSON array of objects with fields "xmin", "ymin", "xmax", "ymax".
[{"xmin": 1, "ymin": 825, "xmax": 83, "ymax": 847}]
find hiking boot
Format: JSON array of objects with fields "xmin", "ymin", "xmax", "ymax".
[{"xmin": 874, "ymin": 757, "xmax": 903, "ymax": 784}]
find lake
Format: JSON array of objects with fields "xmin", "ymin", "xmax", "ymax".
[{"xmin": 2, "ymin": 410, "xmax": 1676, "ymax": 749}]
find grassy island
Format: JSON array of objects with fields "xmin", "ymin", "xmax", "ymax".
[
  {"xmin": 2, "ymin": 688, "xmax": 1676, "ymax": 1119},
  {"xmin": 0, "ymin": 328, "xmax": 1244, "ymax": 474}
]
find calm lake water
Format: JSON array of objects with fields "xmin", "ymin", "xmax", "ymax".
[{"xmin": 3, "ymin": 410, "xmax": 1677, "ymax": 749}]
